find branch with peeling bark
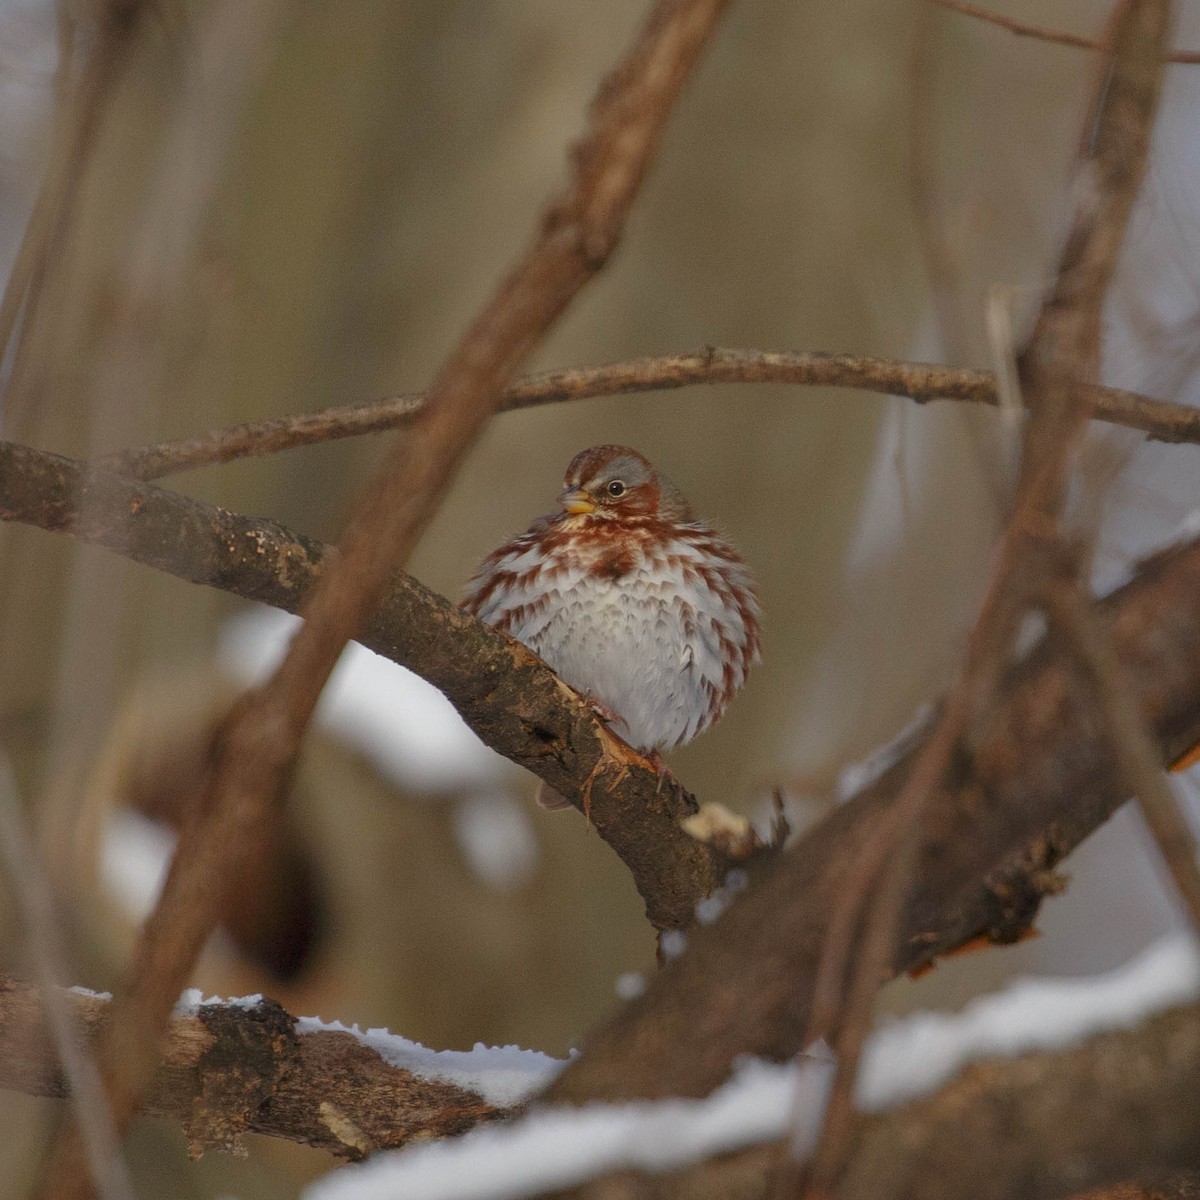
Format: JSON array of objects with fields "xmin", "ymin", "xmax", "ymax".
[{"xmin": 0, "ymin": 977, "xmax": 506, "ymax": 1159}]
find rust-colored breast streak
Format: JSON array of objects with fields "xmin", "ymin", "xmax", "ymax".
[{"xmin": 590, "ymin": 546, "xmax": 637, "ymax": 580}]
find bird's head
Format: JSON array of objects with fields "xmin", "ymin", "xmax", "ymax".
[{"xmin": 557, "ymin": 444, "xmax": 692, "ymax": 522}]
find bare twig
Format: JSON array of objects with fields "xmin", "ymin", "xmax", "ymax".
[
  {"xmin": 41, "ymin": 5, "xmax": 735, "ymax": 1195},
  {"xmin": 0, "ymin": 760, "xmax": 134, "ymax": 1200},
  {"xmin": 1048, "ymin": 581, "xmax": 1200, "ymax": 934},
  {"xmin": 97, "ymin": 349, "xmax": 1200, "ymax": 482},
  {"xmin": 0, "ymin": 974, "xmax": 508, "ymax": 1158},
  {"xmin": 931, "ymin": 0, "xmax": 1200, "ymax": 63}
]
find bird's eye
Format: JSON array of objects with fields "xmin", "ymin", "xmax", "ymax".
[{"xmin": 607, "ymin": 480, "xmax": 626, "ymax": 498}]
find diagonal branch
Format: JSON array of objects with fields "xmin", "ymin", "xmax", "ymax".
[
  {"xmin": 37, "ymin": 5, "xmax": 737, "ymax": 1197},
  {"xmin": 0, "ymin": 440, "xmax": 730, "ymax": 930},
  {"xmin": 97, "ymin": 350, "xmax": 1200, "ymax": 483},
  {"xmin": 802, "ymin": 3, "xmax": 1172, "ymax": 1187}
]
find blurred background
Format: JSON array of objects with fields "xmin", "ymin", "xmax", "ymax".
[{"xmin": 1, "ymin": 0, "xmax": 1200, "ymax": 1195}]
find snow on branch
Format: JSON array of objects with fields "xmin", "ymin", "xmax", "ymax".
[
  {"xmin": 0, "ymin": 976, "xmax": 555, "ymax": 1159},
  {"xmin": 302, "ymin": 936, "xmax": 1200, "ymax": 1199}
]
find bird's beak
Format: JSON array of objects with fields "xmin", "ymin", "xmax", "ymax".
[{"xmin": 558, "ymin": 487, "xmax": 596, "ymax": 515}]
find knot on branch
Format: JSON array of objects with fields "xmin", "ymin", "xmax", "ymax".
[{"xmin": 184, "ymin": 997, "xmax": 300, "ymax": 1157}]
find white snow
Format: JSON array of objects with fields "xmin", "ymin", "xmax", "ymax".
[
  {"xmin": 614, "ymin": 972, "xmax": 646, "ymax": 1001},
  {"xmin": 100, "ymin": 809, "xmax": 176, "ymax": 920},
  {"xmin": 451, "ymin": 792, "xmax": 539, "ymax": 892},
  {"xmin": 173, "ymin": 990, "xmax": 267, "ymax": 1017},
  {"xmin": 857, "ymin": 932, "xmax": 1200, "ymax": 1110},
  {"xmin": 218, "ymin": 608, "xmax": 518, "ymax": 798},
  {"xmin": 304, "ymin": 1056, "xmax": 818, "ymax": 1200},
  {"xmin": 658, "ymin": 930, "xmax": 687, "ymax": 960},
  {"xmin": 67, "ymin": 986, "xmax": 113, "ymax": 1002},
  {"xmin": 694, "ymin": 868, "xmax": 749, "ymax": 925},
  {"xmin": 303, "ymin": 932, "xmax": 1200, "ymax": 1200},
  {"xmin": 294, "ymin": 1017, "xmax": 565, "ymax": 1107},
  {"xmin": 835, "ymin": 703, "xmax": 933, "ymax": 802}
]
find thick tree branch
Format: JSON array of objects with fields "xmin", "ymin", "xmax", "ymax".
[
  {"xmin": 802, "ymin": 3, "xmax": 1171, "ymax": 1186},
  {"xmin": 0, "ymin": 977, "xmax": 506, "ymax": 1159},
  {"xmin": 0, "ymin": 439, "xmax": 733, "ymax": 933},
  {"xmin": 98, "ymin": 350, "xmax": 1200, "ymax": 483},
  {"xmin": 544, "ymin": 528, "xmax": 1200, "ymax": 1103}
]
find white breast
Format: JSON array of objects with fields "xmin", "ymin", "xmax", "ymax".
[{"xmin": 466, "ymin": 521, "xmax": 758, "ymax": 752}]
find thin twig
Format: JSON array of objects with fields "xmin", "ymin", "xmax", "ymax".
[
  {"xmin": 931, "ymin": 0, "xmax": 1200, "ymax": 63},
  {"xmin": 97, "ymin": 349, "xmax": 1200, "ymax": 481},
  {"xmin": 1048, "ymin": 580, "xmax": 1200, "ymax": 934},
  {"xmin": 39, "ymin": 4, "xmax": 735, "ymax": 1197},
  {"xmin": 0, "ymin": 759, "xmax": 134, "ymax": 1200}
]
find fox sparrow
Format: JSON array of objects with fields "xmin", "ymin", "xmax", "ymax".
[{"xmin": 463, "ymin": 445, "xmax": 760, "ymax": 804}]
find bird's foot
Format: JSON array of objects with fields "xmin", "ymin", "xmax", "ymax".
[{"xmin": 645, "ymin": 748, "xmax": 676, "ymax": 797}]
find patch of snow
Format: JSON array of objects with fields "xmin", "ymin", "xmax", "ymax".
[
  {"xmin": 658, "ymin": 930, "xmax": 687, "ymax": 960},
  {"xmin": 836, "ymin": 703, "xmax": 934, "ymax": 801},
  {"xmin": 172, "ymin": 990, "xmax": 268, "ymax": 1017},
  {"xmin": 303, "ymin": 933, "xmax": 1200, "ymax": 1200},
  {"xmin": 858, "ymin": 932, "xmax": 1200, "ymax": 1110},
  {"xmin": 100, "ymin": 809, "xmax": 176, "ymax": 921},
  {"xmin": 614, "ymin": 972, "xmax": 645, "ymax": 1001},
  {"xmin": 218, "ymin": 608, "xmax": 516, "ymax": 796},
  {"xmin": 67, "ymin": 986, "xmax": 113, "ymax": 1002},
  {"xmin": 452, "ymin": 792, "xmax": 539, "ymax": 892},
  {"xmin": 294, "ymin": 1017, "xmax": 565, "ymax": 1108},
  {"xmin": 304, "ymin": 1056, "xmax": 813, "ymax": 1200},
  {"xmin": 695, "ymin": 868, "xmax": 749, "ymax": 925}
]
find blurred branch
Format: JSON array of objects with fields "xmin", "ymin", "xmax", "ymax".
[
  {"xmin": 0, "ymin": 2, "xmax": 147, "ymax": 435},
  {"xmin": 554, "ymin": 1001, "xmax": 1200, "ymax": 1200},
  {"xmin": 543, "ymin": 523, "xmax": 1200, "ymax": 1103},
  {"xmin": 1047, "ymin": 580, "xmax": 1200, "ymax": 932},
  {"xmin": 802, "ymin": 2, "xmax": 1172, "ymax": 1188},
  {"xmin": 0, "ymin": 975, "xmax": 507, "ymax": 1159},
  {"xmin": 40, "ymin": 3, "xmax": 735, "ymax": 1197},
  {"xmin": 0, "ymin": 438, "xmax": 734, "ymax": 933},
  {"xmin": 0, "ymin": 761, "xmax": 134, "ymax": 1200},
  {"xmin": 98, "ymin": 349, "xmax": 1200, "ymax": 482},
  {"xmin": 931, "ymin": 0, "xmax": 1200, "ymax": 63}
]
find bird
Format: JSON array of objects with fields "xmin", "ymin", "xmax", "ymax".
[{"xmin": 462, "ymin": 444, "xmax": 761, "ymax": 808}]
